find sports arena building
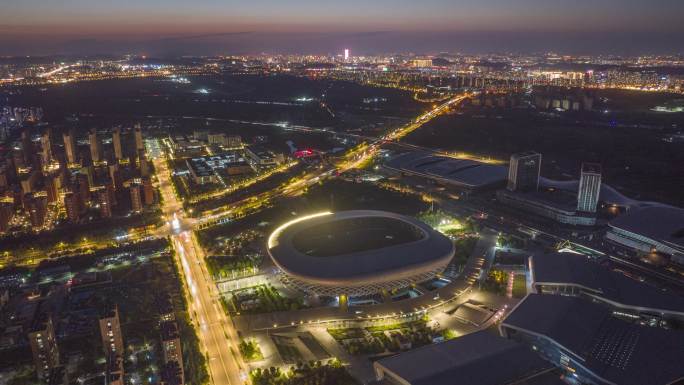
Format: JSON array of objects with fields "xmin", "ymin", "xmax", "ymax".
[
  {"xmin": 384, "ymin": 152, "xmax": 507, "ymax": 193},
  {"xmin": 267, "ymin": 211, "xmax": 455, "ymax": 297},
  {"xmin": 605, "ymin": 205, "xmax": 684, "ymax": 265}
]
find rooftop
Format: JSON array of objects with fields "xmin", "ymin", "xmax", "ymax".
[
  {"xmin": 511, "ymin": 151, "xmax": 541, "ymax": 160},
  {"xmin": 502, "ymin": 295, "xmax": 684, "ymax": 385},
  {"xmin": 160, "ymin": 320, "xmax": 180, "ymax": 341},
  {"xmin": 246, "ymin": 145, "xmax": 276, "ymax": 158},
  {"xmin": 499, "ymin": 187, "xmax": 578, "ymax": 213},
  {"xmin": 581, "ymin": 162, "xmax": 602, "ymax": 175},
  {"xmin": 531, "ymin": 252, "xmax": 684, "ymax": 315},
  {"xmin": 385, "ymin": 152, "xmax": 506, "ymax": 189},
  {"xmin": 375, "ymin": 330, "xmax": 557, "ymax": 385},
  {"xmin": 609, "ymin": 206, "xmax": 684, "ymax": 250},
  {"xmin": 187, "ymin": 152, "xmax": 248, "ymax": 176}
]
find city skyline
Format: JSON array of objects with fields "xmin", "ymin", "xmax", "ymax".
[
  {"xmin": 2, "ymin": 0, "xmax": 684, "ymax": 55},
  {"xmin": 1, "ymin": 2, "xmax": 684, "ymax": 384}
]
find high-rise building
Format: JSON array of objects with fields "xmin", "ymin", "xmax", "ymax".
[
  {"xmin": 130, "ymin": 183, "xmax": 143, "ymax": 212},
  {"xmin": 105, "ymin": 354, "xmax": 125, "ymax": 385},
  {"xmin": 12, "ymin": 146, "xmax": 26, "ymax": 171},
  {"xmin": 63, "ymin": 191, "xmax": 81, "ymax": 222},
  {"xmin": 160, "ymin": 321, "xmax": 184, "ymax": 384},
  {"xmin": 20, "ymin": 170, "xmax": 39, "ymax": 195},
  {"xmin": 80, "ymin": 166, "xmax": 94, "ymax": 187},
  {"xmin": 63, "ymin": 130, "xmax": 77, "ymax": 165},
  {"xmin": 344, "ymin": 49, "xmax": 350, "ymax": 61},
  {"xmin": 507, "ymin": 151, "xmax": 542, "ymax": 192},
  {"xmin": 142, "ymin": 177, "xmax": 155, "ymax": 206},
  {"xmin": 46, "ymin": 366, "xmax": 68, "ymax": 385},
  {"xmin": 25, "ymin": 194, "xmax": 47, "ymax": 229},
  {"xmin": 76, "ymin": 173, "xmax": 91, "ymax": 204},
  {"xmin": 112, "ymin": 127, "xmax": 123, "ymax": 161},
  {"xmin": 134, "ymin": 123, "xmax": 144, "ymax": 152},
  {"xmin": 21, "ymin": 129, "xmax": 34, "ymax": 165},
  {"xmin": 139, "ymin": 150, "xmax": 150, "ymax": 177},
  {"xmin": 89, "ymin": 128, "xmax": 101, "ymax": 164},
  {"xmin": 577, "ymin": 162, "xmax": 602, "ymax": 213},
  {"xmin": 28, "ymin": 315, "xmax": 60, "ymax": 380},
  {"xmin": 109, "ymin": 164, "xmax": 122, "ymax": 191},
  {"xmin": 40, "ymin": 129, "xmax": 52, "ymax": 166},
  {"xmin": 97, "ymin": 188, "xmax": 113, "ymax": 218},
  {"xmin": 45, "ymin": 174, "xmax": 60, "ymax": 203},
  {"xmin": 0, "ymin": 202, "xmax": 13, "ymax": 233},
  {"xmin": 0, "ymin": 164, "xmax": 8, "ymax": 189},
  {"xmin": 105, "ymin": 179, "xmax": 117, "ymax": 207},
  {"xmin": 160, "ymin": 361, "xmax": 184, "ymax": 385},
  {"xmin": 99, "ymin": 305, "xmax": 124, "ymax": 357}
]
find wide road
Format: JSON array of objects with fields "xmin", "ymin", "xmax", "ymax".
[
  {"xmin": 196, "ymin": 93, "xmax": 471, "ymax": 227},
  {"xmin": 153, "ymin": 156, "xmax": 245, "ymax": 385},
  {"xmin": 150, "ymin": 93, "xmax": 469, "ymax": 384}
]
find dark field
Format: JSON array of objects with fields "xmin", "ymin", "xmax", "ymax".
[
  {"xmin": 197, "ymin": 179, "xmax": 429, "ymax": 249},
  {"xmin": 404, "ymin": 106, "xmax": 684, "ymax": 206},
  {"xmin": 291, "ymin": 216, "xmax": 425, "ymax": 257},
  {"xmin": 3, "ymin": 74, "xmax": 424, "ymax": 134}
]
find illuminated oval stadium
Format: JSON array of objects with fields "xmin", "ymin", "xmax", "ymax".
[{"xmin": 267, "ymin": 210, "xmax": 455, "ymax": 297}]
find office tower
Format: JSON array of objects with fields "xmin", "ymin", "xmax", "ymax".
[
  {"xmin": 99, "ymin": 305, "xmax": 124, "ymax": 357},
  {"xmin": 62, "ymin": 130, "xmax": 77, "ymax": 165},
  {"xmin": 40, "ymin": 129, "xmax": 52, "ymax": 166},
  {"xmin": 112, "ymin": 127, "xmax": 123, "ymax": 161},
  {"xmin": 129, "ymin": 183, "xmax": 143, "ymax": 212},
  {"xmin": 577, "ymin": 162, "xmax": 602, "ymax": 213},
  {"xmin": 28, "ymin": 315, "xmax": 60, "ymax": 380},
  {"xmin": 134, "ymin": 123, "xmax": 144, "ymax": 152},
  {"xmin": 507, "ymin": 151, "xmax": 542, "ymax": 192},
  {"xmin": 344, "ymin": 49, "xmax": 350, "ymax": 61},
  {"xmin": 142, "ymin": 177, "xmax": 155, "ymax": 206},
  {"xmin": 89, "ymin": 128, "xmax": 101, "ymax": 164},
  {"xmin": 160, "ymin": 321, "xmax": 184, "ymax": 384},
  {"xmin": 97, "ymin": 188, "xmax": 113, "ymax": 218},
  {"xmin": 63, "ymin": 191, "xmax": 80, "ymax": 222}
]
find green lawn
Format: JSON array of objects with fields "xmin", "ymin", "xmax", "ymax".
[{"xmin": 512, "ymin": 273, "xmax": 528, "ymax": 298}]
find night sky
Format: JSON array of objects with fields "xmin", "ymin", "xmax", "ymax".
[{"xmin": 2, "ymin": 0, "xmax": 683, "ymax": 55}]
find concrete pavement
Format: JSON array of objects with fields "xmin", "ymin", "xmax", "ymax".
[{"xmin": 154, "ymin": 154, "xmax": 246, "ymax": 385}]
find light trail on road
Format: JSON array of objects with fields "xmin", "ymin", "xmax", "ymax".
[
  {"xmin": 154, "ymin": 154, "xmax": 246, "ymax": 385},
  {"xmin": 196, "ymin": 93, "xmax": 470, "ymax": 227},
  {"xmin": 148, "ymin": 93, "xmax": 469, "ymax": 384}
]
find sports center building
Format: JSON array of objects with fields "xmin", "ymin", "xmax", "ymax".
[{"xmin": 267, "ymin": 211, "xmax": 455, "ymax": 297}]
